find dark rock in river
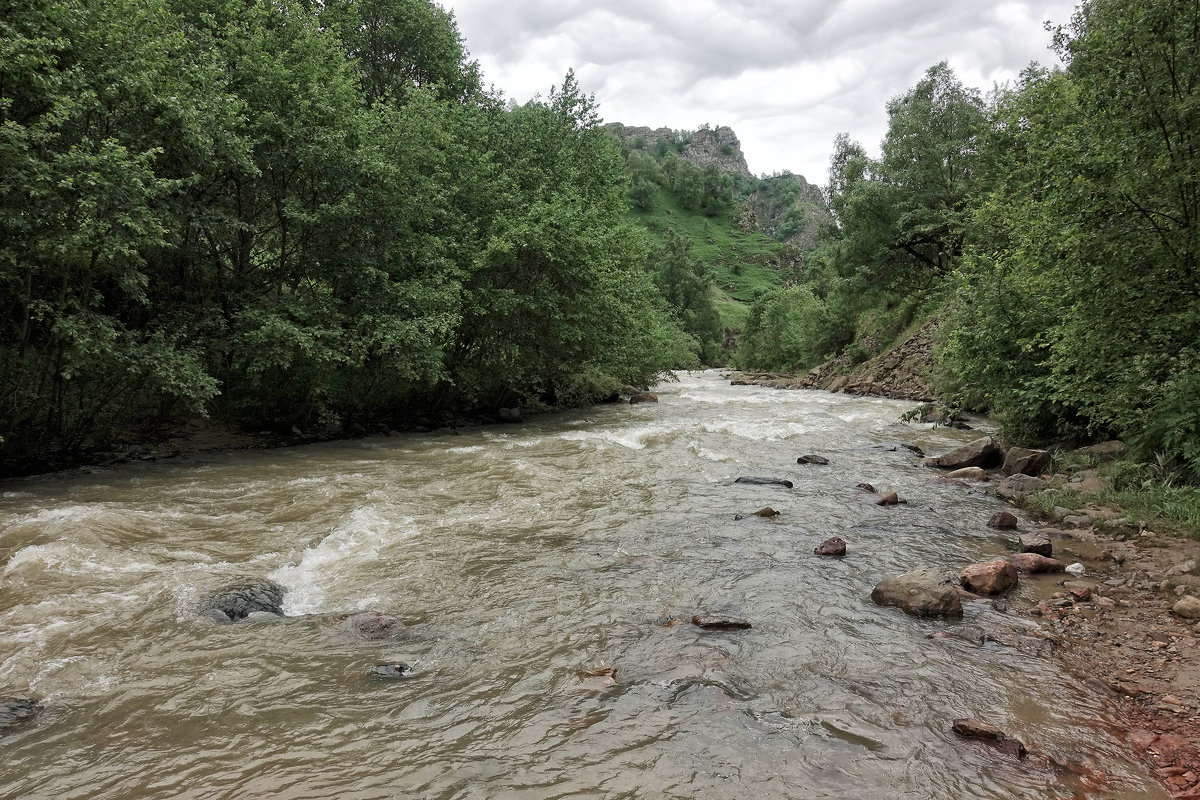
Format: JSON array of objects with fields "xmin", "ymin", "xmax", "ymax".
[
  {"xmin": 734, "ymin": 476, "xmax": 794, "ymax": 488},
  {"xmin": 856, "ymin": 483, "xmax": 876, "ymax": 493},
  {"xmin": 204, "ymin": 579, "xmax": 285, "ymax": 622},
  {"xmin": 0, "ymin": 697, "xmax": 42, "ymax": 732},
  {"xmin": 336, "ymin": 611, "xmax": 405, "ymax": 641},
  {"xmin": 370, "ymin": 663, "xmax": 415, "ymax": 680},
  {"xmin": 952, "ymin": 718, "xmax": 1027, "ymax": 758},
  {"xmin": 692, "ymin": 614, "xmax": 752, "ymax": 630},
  {"xmin": 934, "ymin": 436, "xmax": 1002, "ymax": 470},
  {"xmin": 814, "ymin": 536, "xmax": 847, "ymax": 557},
  {"xmin": 629, "ymin": 392, "xmax": 658, "ymax": 405},
  {"xmin": 871, "ymin": 568, "xmax": 963, "ymax": 617},
  {"xmin": 1018, "ymin": 534, "xmax": 1053, "ymax": 557},
  {"xmin": 752, "ymin": 507, "xmax": 780, "ymax": 517},
  {"xmin": 987, "ymin": 511, "xmax": 1019, "ymax": 530},
  {"xmin": 797, "ymin": 454, "xmax": 830, "ymax": 465}
]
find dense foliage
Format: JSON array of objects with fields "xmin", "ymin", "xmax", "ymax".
[
  {"xmin": 737, "ymin": 0, "xmax": 1200, "ymax": 479},
  {"xmin": 0, "ymin": 0, "xmax": 695, "ymax": 471}
]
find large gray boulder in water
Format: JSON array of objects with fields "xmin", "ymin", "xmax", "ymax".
[
  {"xmin": 934, "ymin": 437, "xmax": 1003, "ymax": 470},
  {"xmin": 0, "ymin": 697, "xmax": 42, "ymax": 732},
  {"xmin": 204, "ymin": 579, "xmax": 285, "ymax": 622},
  {"xmin": 871, "ymin": 568, "xmax": 963, "ymax": 617}
]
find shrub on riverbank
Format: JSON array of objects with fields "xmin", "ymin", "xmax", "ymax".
[{"xmin": 0, "ymin": 0, "xmax": 695, "ymax": 473}]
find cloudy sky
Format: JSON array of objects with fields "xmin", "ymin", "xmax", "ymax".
[{"xmin": 441, "ymin": 0, "xmax": 1080, "ymax": 184}]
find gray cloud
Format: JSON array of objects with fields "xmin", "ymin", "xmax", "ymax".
[{"xmin": 443, "ymin": 0, "xmax": 1078, "ymax": 182}]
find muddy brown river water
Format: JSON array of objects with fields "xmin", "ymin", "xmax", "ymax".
[{"xmin": 0, "ymin": 372, "xmax": 1166, "ymax": 798}]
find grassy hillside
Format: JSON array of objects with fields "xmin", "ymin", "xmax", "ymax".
[{"xmin": 627, "ymin": 187, "xmax": 790, "ymax": 332}]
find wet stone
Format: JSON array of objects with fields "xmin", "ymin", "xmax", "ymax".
[
  {"xmin": 692, "ymin": 614, "xmax": 752, "ymax": 630},
  {"xmin": 1018, "ymin": 534, "xmax": 1053, "ymax": 557},
  {"xmin": 960, "ymin": 561, "xmax": 1018, "ymax": 595},
  {"xmin": 734, "ymin": 477, "xmax": 794, "ymax": 488},
  {"xmin": 751, "ymin": 507, "xmax": 780, "ymax": 517},
  {"xmin": 952, "ymin": 718, "xmax": 1028, "ymax": 758},
  {"xmin": 814, "ymin": 537, "xmax": 847, "ymax": 557},
  {"xmin": 204, "ymin": 579, "xmax": 285, "ymax": 622},
  {"xmin": 1010, "ymin": 553, "xmax": 1064, "ymax": 574},
  {"xmin": 871, "ymin": 568, "xmax": 963, "ymax": 618},
  {"xmin": 987, "ymin": 512, "xmax": 1019, "ymax": 530},
  {"xmin": 797, "ymin": 455, "xmax": 830, "ymax": 465},
  {"xmin": 629, "ymin": 392, "xmax": 658, "ymax": 404}
]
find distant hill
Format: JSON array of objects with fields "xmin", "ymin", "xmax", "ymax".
[{"xmin": 604, "ymin": 122, "xmax": 831, "ymax": 251}]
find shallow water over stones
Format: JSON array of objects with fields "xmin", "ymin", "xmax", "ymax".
[{"xmin": 0, "ymin": 371, "xmax": 1165, "ymax": 798}]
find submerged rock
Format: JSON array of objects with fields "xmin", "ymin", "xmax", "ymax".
[
  {"xmin": 734, "ymin": 476, "xmax": 794, "ymax": 488},
  {"xmin": 934, "ymin": 437, "xmax": 1002, "ymax": 470},
  {"xmin": 370, "ymin": 663, "xmax": 415, "ymax": 680},
  {"xmin": 335, "ymin": 611, "xmax": 405, "ymax": 641},
  {"xmin": 952, "ymin": 718, "xmax": 1027, "ymax": 758},
  {"xmin": 814, "ymin": 537, "xmax": 847, "ymax": 557},
  {"xmin": 692, "ymin": 614, "xmax": 752, "ymax": 630},
  {"xmin": 960, "ymin": 561, "xmax": 1018, "ymax": 595},
  {"xmin": 629, "ymin": 392, "xmax": 658, "ymax": 405},
  {"xmin": 204, "ymin": 579, "xmax": 285, "ymax": 622},
  {"xmin": 0, "ymin": 697, "xmax": 42, "ymax": 732},
  {"xmin": 871, "ymin": 568, "xmax": 963, "ymax": 618}
]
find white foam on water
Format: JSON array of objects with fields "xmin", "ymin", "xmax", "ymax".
[
  {"xmin": 10, "ymin": 504, "xmax": 103, "ymax": 527},
  {"xmin": 3, "ymin": 541, "xmax": 158, "ymax": 577},
  {"xmin": 678, "ymin": 390, "xmax": 777, "ymax": 405},
  {"xmin": 444, "ymin": 445, "xmax": 485, "ymax": 454},
  {"xmin": 686, "ymin": 441, "xmax": 729, "ymax": 462},
  {"xmin": 270, "ymin": 505, "xmax": 417, "ymax": 616},
  {"xmin": 700, "ymin": 419, "xmax": 809, "ymax": 441},
  {"xmin": 559, "ymin": 424, "xmax": 682, "ymax": 451}
]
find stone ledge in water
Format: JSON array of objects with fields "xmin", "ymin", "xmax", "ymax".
[
  {"xmin": 797, "ymin": 454, "xmax": 830, "ymax": 465},
  {"xmin": 0, "ymin": 697, "xmax": 42, "ymax": 732},
  {"xmin": 692, "ymin": 614, "xmax": 752, "ymax": 630},
  {"xmin": 629, "ymin": 392, "xmax": 658, "ymax": 404},
  {"xmin": 203, "ymin": 579, "xmax": 285, "ymax": 622},
  {"xmin": 871, "ymin": 568, "xmax": 963, "ymax": 617},
  {"xmin": 951, "ymin": 718, "xmax": 1027, "ymax": 758},
  {"xmin": 734, "ymin": 477, "xmax": 794, "ymax": 488}
]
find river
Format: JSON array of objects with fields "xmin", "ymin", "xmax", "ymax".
[{"xmin": 0, "ymin": 371, "xmax": 1164, "ymax": 799}]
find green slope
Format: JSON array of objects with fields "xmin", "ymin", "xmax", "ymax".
[{"xmin": 627, "ymin": 187, "xmax": 789, "ymax": 332}]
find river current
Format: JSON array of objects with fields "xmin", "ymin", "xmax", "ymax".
[{"xmin": 0, "ymin": 371, "xmax": 1164, "ymax": 799}]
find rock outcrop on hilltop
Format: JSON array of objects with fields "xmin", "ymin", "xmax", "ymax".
[{"xmin": 606, "ymin": 123, "xmax": 753, "ymax": 179}]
